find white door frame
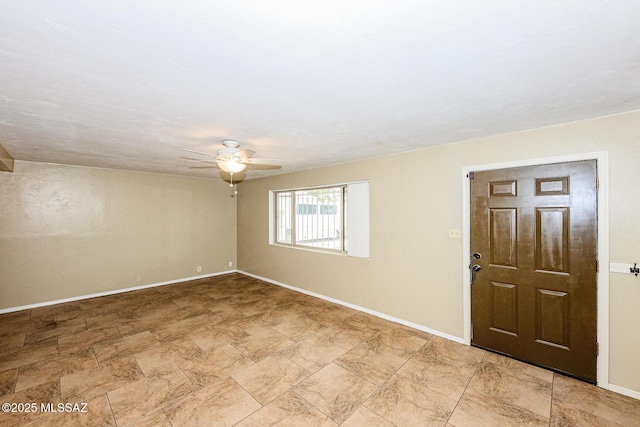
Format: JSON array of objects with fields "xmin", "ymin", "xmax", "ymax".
[{"xmin": 461, "ymin": 151, "xmax": 610, "ymax": 388}]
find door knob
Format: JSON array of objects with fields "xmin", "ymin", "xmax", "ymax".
[
  {"xmin": 473, "ymin": 253, "xmax": 481, "ymax": 259},
  {"xmin": 471, "ymin": 264, "xmax": 481, "ymax": 272}
]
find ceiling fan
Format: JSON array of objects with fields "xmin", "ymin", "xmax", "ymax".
[{"xmin": 181, "ymin": 140, "xmax": 281, "ymax": 185}]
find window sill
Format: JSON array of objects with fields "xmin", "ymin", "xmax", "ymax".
[{"xmin": 270, "ymin": 242, "xmax": 348, "ymax": 257}]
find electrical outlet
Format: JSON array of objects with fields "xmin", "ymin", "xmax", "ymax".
[
  {"xmin": 135, "ymin": 275, "xmax": 141, "ymax": 282},
  {"xmin": 448, "ymin": 229, "xmax": 461, "ymax": 239},
  {"xmin": 197, "ymin": 266, "xmax": 202, "ymax": 273},
  {"xmin": 228, "ymin": 261, "xmax": 233, "ymax": 267}
]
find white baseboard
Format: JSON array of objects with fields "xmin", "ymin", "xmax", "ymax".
[
  {"xmin": 0, "ymin": 270, "xmax": 237, "ymax": 314},
  {"xmin": 608, "ymin": 384, "xmax": 640, "ymax": 400},
  {"xmin": 238, "ymin": 270, "xmax": 465, "ymax": 344}
]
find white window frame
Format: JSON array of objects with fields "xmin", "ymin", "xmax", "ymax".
[{"xmin": 269, "ymin": 181, "xmax": 370, "ymax": 258}]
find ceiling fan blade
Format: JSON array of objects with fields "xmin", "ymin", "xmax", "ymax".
[
  {"xmin": 188, "ymin": 165, "xmax": 219, "ymax": 169},
  {"xmin": 180, "ymin": 148, "xmax": 218, "ymax": 158},
  {"xmin": 239, "ymin": 158, "xmax": 281, "ymax": 165},
  {"xmin": 243, "ymin": 163, "xmax": 282, "ymax": 170},
  {"xmin": 237, "ymin": 149, "xmax": 256, "ymax": 160},
  {"xmin": 180, "ymin": 156, "xmax": 218, "ymax": 163}
]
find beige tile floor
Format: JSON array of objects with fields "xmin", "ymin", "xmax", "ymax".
[{"xmin": 1, "ymin": 273, "xmax": 639, "ymax": 426}]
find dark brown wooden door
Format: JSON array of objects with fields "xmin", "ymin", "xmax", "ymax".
[{"xmin": 470, "ymin": 160, "xmax": 598, "ymax": 383}]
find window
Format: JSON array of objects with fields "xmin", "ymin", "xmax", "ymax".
[
  {"xmin": 271, "ymin": 181, "xmax": 369, "ymax": 258},
  {"xmin": 275, "ymin": 186, "xmax": 345, "ymax": 251}
]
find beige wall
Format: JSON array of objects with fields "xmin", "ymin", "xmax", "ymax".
[
  {"xmin": 237, "ymin": 110, "xmax": 640, "ymax": 393},
  {"xmin": 0, "ymin": 161, "xmax": 237, "ymax": 309}
]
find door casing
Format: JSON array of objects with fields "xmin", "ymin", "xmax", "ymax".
[{"xmin": 461, "ymin": 151, "xmax": 609, "ymax": 388}]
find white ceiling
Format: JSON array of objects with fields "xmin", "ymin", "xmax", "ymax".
[{"xmin": 1, "ymin": 1, "xmax": 640, "ymax": 180}]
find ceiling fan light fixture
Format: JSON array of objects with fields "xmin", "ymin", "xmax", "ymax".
[{"xmin": 218, "ymin": 158, "xmax": 246, "ymax": 173}]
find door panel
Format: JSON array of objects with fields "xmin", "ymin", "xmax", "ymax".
[
  {"xmin": 536, "ymin": 288, "xmax": 570, "ymax": 349},
  {"xmin": 490, "ymin": 281, "xmax": 518, "ymax": 336},
  {"xmin": 471, "ymin": 160, "xmax": 597, "ymax": 383},
  {"xmin": 535, "ymin": 207, "xmax": 569, "ymax": 273},
  {"xmin": 490, "ymin": 209, "xmax": 517, "ymax": 267}
]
